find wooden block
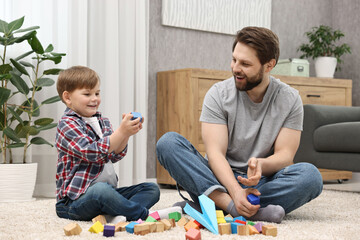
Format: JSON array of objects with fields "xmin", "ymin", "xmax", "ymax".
[
  {"xmin": 89, "ymin": 221, "xmax": 104, "ymax": 234},
  {"xmin": 262, "ymin": 225, "xmax": 277, "ymax": 237},
  {"xmin": 184, "ymin": 220, "xmax": 200, "ymax": 232},
  {"xmin": 237, "ymin": 224, "xmax": 250, "ymax": 236},
  {"xmin": 185, "ymin": 228, "xmax": 201, "ymax": 240},
  {"xmin": 216, "ymin": 210, "xmax": 224, "ymax": 218},
  {"xmin": 103, "ymin": 225, "xmax": 115, "ymax": 237},
  {"xmin": 92, "ymin": 215, "xmax": 107, "ymax": 225},
  {"xmin": 134, "ymin": 223, "xmax": 150, "ymax": 235},
  {"xmin": 177, "ymin": 216, "xmax": 190, "ymax": 227},
  {"xmin": 169, "ymin": 218, "xmax": 176, "ymax": 227},
  {"xmin": 218, "ymin": 223, "xmax": 231, "ymax": 235},
  {"xmin": 160, "ymin": 219, "xmax": 172, "ymax": 230},
  {"xmin": 143, "ymin": 222, "xmax": 156, "ymax": 233},
  {"xmin": 115, "ymin": 222, "xmax": 128, "ymax": 232},
  {"xmin": 168, "ymin": 211, "xmax": 182, "ymax": 222},
  {"xmin": 249, "ymin": 225, "xmax": 259, "ymax": 235},
  {"xmin": 155, "ymin": 222, "xmax": 165, "ymax": 232},
  {"xmin": 64, "ymin": 222, "xmax": 82, "ymax": 236},
  {"xmin": 231, "ymin": 222, "xmax": 243, "ymax": 234}
]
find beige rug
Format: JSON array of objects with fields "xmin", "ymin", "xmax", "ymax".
[{"xmin": 1, "ymin": 188, "xmax": 359, "ymax": 240}]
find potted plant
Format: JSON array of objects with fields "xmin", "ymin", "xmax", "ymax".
[
  {"xmin": 0, "ymin": 16, "xmax": 65, "ymax": 202},
  {"xmin": 297, "ymin": 25, "xmax": 351, "ymax": 78}
]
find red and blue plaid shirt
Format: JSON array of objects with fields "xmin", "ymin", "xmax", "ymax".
[{"xmin": 55, "ymin": 108, "xmax": 127, "ymax": 201}]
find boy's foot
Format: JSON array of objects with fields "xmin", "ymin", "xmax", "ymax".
[
  {"xmin": 104, "ymin": 215, "xmax": 127, "ymax": 223},
  {"xmin": 172, "ymin": 200, "xmax": 202, "ymax": 213},
  {"xmin": 149, "ymin": 206, "xmax": 182, "ymax": 220}
]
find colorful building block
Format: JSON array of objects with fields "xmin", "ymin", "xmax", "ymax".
[
  {"xmin": 184, "ymin": 220, "xmax": 200, "ymax": 232},
  {"xmin": 168, "ymin": 211, "xmax": 182, "ymax": 222},
  {"xmin": 249, "ymin": 225, "xmax": 260, "ymax": 235},
  {"xmin": 177, "ymin": 216, "xmax": 190, "ymax": 227},
  {"xmin": 231, "ymin": 222, "xmax": 244, "ymax": 234},
  {"xmin": 218, "ymin": 223, "xmax": 231, "ymax": 235},
  {"xmin": 225, "ymin": 216, "xmax": 233, "ymax": 223},
  {"xmin": 146, "ymin": 216, "xmax": 157, "ymax": 222},
  {"xmin": 131, "ymin": 111, "xmax": 143, "ymax": 121},
  {"xmin": 103, "ymin": 225, "xmax": 115, "ymax": 237},
  {"xmin": 183, "ymin": 194, "xmax": 218, "ymax": 234},
  {"xmin": 125, "ymin": 222, "xmax": 139, "ymax": 234},
  {"xmin": 115, "ymin": 222, "xmax": 128, "ymax": 232},
  {"xmin": 216, "ymin": 210, "xmax": 224, "ymax": 218},
  {"xmin": 247, "ymin": 194, "xmax": 260, "ymax": 205},
  {"xmin": 233, "ymin": 216, "xmax": 246, "ymax": 222},
  {"xmin": 92, "ymin": 215, "xmax": 107, "ymax": 225},
  {"xmin": 247, "ymin": 220, "xmax": 255, "ymax": 226},
  {"xmin": 262, "ymin": 225, "xmax": 277, "ymax": 237},
  {"xmin": 63, "ymin": 222, "xmax": 82, "ymax": 236},
  {"xmin": 185, "ymin": 228, "xmax": 201, "ymax": 240},
  {"xmin": 217, "ymin": 217, "xmax": 226, "ymax": 224},
  {"xmin": 136, "ymin": 218, "xmax": 144, "ymax": 224},
  {"xmin": 254, "ymin": 222, "xmax": 264, "ymax": 233},
  {"xmin": 149, "ymin": 211, "xmax": 161, "ymax": 221},
  {"xmin": 89, "ymin": 221, "xmax": 104, "ymax": 234},
  {"xmin": 194, "ymin": 220, "xmax": 204, "ymax": 229}
]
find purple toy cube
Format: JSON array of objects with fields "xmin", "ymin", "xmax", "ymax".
[
  {"xmin": 247, "ymin": 194, "xmax": 260, "ymax": 205},
  {"xmin": 103, "ymin": 225, "xmax": 115, "ymax": 237},
  {"xmin": 254, "ymin": 222, "xmax": 264, "ymax": 233}
]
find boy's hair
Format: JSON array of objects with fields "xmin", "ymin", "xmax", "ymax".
[
  {"xmin": 57, "ymin": 66, "xmax": 100, "ymax": 103},
  {"xmin": 232, "ymin": 26, "xmax": 280, "ymax": 65}
]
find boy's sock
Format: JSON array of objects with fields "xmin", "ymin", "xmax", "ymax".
[
  {"xmin": 172, "ymin": 200, "xmax": 202, "ymax": 213},
  {"xmin": 226, "ymin": 200, "xmax": 285, "ymax": 223},
  {"xmin": 104, "ymin": 215, "xmax": 127, "ymax": 224},
  {"xmin": 149, "ymin": 206, "xmax": 182, "ymax": 220}
]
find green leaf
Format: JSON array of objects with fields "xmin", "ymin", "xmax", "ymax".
[
  {"xmin": 8, "ymin": 16, "xmax": 24, "ymax": 33},
  {"xmin": 3, "ymin": 127, "xmax": 21, "ymax": 142},
  {"xmin": 30, "ymin": 137, "xmax": 53, "ymax": 147},
  {"xmin": 0, "ymin": 111, "xmax": 4, "ymax": 130},
  {"xmin": 19, "ymin": 99, "xmax": 40, "ymax": 117},
  {"xmin": 7, "ymin": 142, "xmax": 26, "ymax": 148},
  {"xmin": 0, "ymin": 87, "xmax": 11, "ymax": 106},
  {"xmin": 43, "ymin": 68, "xmax": 63, "ymax": 75},
  {"xmin": 0, "ymin": 64, "xmax": 12, "ymax": 74},
  {"xmin": 7, "ymin": 106, "xmax": 24, "ymax": 125},
  {"xmin": 14, "ymin": 51, "xmax": 34, "ymax": 61},
  {"xmin": 15, "ymin": 124, "xmax": 39, "ymax": 138},
  {"xmin": 13, "ymin": 30, "xmax": 37, "ymax": 44},
  {"xmin": 36, "ymin": 123, "xmax": 57, "ymax": 131},
  {"xmin": 10, "ymin": 58, "xmax": 29, "ymax": 76},
  {"xmin": 45, "ymin": 44, "xmax": 54, "ymax": 52},
  {"xmin": 42, "ymin": 95, "xmax": 61, "ymax": 104},
  {"xmin": 28, "ymin": 34, "xmax": 44, "ymax": 54},
  {"xmin": 19, "ymin": 60, "xmax": 35, "ymax": 69},
  {"xmin": 9, "ymin": 73, "xmax": 29, "ymax": 95},
  {"xmin": 34, "ymin": 118, "xmax": 53, "ymax": 126},
  {"xmin": 14, "ymin": 26, "xmax": 39, "ymax": 34},
  {"xmin": 0, "ymin": 19, "xmax": 9, "ymax": 34},
  {"xmin": 51, "ymin": 52, "xmax": 66, "ymax": 57},
  {"xmin": 36, "ymin": 78, "xmax": 54, "ymax": 87}
]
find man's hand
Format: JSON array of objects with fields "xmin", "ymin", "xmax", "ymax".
[
  {"xmin": 237, "ymin": 157, "xmax": 262, "ymax": 186},
  {"xmin": 232, "ymin": 187, "xmax": 261, "ymax": 217}
]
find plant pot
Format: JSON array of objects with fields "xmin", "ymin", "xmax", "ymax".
[
  {"xmin": 0, "ymin": 163, "xmax": 38, "ymax": 202},
  {"xmin": 315, "ymin": 56, "xmax": 337, "ymax": 78}
]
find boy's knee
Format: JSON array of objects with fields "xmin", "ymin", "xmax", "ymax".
[{"xmin": 146, "ymin": 182, "xmax": 160, "ymax": 200}]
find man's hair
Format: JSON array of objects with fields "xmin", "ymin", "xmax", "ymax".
[
  {"xmin": 232, "ymin": 26, "xmax": 279, "ymax": 65},
  {"xmin": 57, "ymin": 66, "xmax": 100, "ymax": 102}
]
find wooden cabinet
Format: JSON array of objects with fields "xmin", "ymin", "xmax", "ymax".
[{"xmin": 156, "ymin": 69, "xmax": 353, "ymax": 185}]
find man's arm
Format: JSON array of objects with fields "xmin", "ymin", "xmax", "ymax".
[{"xmin": 202, "ymin": 122, "xmax": 259, "ymax": 217}]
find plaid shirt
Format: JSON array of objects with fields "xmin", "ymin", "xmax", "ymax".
[{"xmin": 55, "ymin": 108, "xmax": 127, "ymax": 201}]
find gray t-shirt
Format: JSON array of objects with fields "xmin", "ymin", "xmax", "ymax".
[{"xmin": 200, "ymin": 76, "xmax": 303, "ymax": 173}]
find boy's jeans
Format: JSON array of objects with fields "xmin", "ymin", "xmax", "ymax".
[
  {"xmin": 156, "ymin": 132, "xmax": 323, "ymax": 214},
  {"xmin": 56, "ymin": 182, "xmax": 160, "ymax": 221}
]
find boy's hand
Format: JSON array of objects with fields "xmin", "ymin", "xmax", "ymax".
[{"xmin": 119, "ymin": 112, "xmax": 144, "ymax": 137}]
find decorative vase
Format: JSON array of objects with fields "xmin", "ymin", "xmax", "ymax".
[
  {"xmin": 315, "ymin": 56, "xmax": 337, "ymax": 78},
  {"xmin": 0, "ymin": 163, "xmax": 38, "ymax": 202}
]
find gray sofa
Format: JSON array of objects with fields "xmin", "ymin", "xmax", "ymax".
[{"xmin": 294, "ymin": 104, "xmax": 360, "ymax": 172}]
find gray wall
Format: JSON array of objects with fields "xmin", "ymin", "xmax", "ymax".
[{"xmin": 147, "ymin": 0, "xmax": 359, "ymax": 178}]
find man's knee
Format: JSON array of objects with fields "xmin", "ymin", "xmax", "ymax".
[
  {"xmin": 156, "ymin": 132, "xmax": 183, "ymax": 165},
  {"xmin": 296, "ymin": 163, "xmax": 323, "ymax": 196}
]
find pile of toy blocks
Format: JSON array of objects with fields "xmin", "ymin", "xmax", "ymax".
[{"xmin": 63, "ymin": 194, "xmax": 277, "ymax": 238}]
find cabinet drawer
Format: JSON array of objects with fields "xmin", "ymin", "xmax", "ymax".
[
  {"xmin": 291, "ymin": 85, "xmax": 346, "ymax": 106},
  {"xmin": 198, "ymin": 79, "xmax": 221, "ymax": 110}
]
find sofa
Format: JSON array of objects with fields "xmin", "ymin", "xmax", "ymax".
[{"xmin": 294, "ymin": 104, "xmax": 360, "ymax": 172}]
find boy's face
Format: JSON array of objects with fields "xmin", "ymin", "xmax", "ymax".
[{"xmin": 63, "ymin": 82, "xmax": 101, "ymax": 117}]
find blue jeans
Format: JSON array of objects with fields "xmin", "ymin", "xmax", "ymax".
[
  {"xmin": 56, "ymin": 182, "xmax": 160, "ymax": 221},
  {"xmin": 156, "ymin": 132, "xmax": 323, "ymax": 214}
]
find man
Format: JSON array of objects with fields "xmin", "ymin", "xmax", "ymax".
[{"xmin": 156, "ymin": 27, "xmax": 322, "ymax": 223}]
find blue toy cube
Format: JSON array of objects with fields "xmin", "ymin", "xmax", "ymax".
[
  {"xmin": 247, "ymin": 194, "xmax": 260, "ymax": 205},
  {"xmin": 131, "ymin": 112, "xmax": 143, "ymax": 121},
  {"xmin": 103, "ymin": 225, "xmax": 115, "ymax": 237}
]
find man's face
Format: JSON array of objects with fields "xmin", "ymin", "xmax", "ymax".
[{"xmin": 231, "ymin": 42, "xmax": 265, "ymax": 91}]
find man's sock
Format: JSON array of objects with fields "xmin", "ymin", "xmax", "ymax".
[
  {"xmin": 149, "ymin": 206, "xmax": 182, "ymax": 220},
  {"xmin": 172, "ymin": 200, "xmax": 202, "ymax": 213},
  {"xmin": 226, "ymin": 200, "xmax": 285, "ymax": 223}
]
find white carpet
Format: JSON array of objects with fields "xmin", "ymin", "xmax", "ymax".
[{"xmin": 1, "ymin": 188, "xmax": 359, "ymax": 240}]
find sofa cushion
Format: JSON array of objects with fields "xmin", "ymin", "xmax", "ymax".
[{"xmin": 314, "ymin": 122, "xmax": 360, "ymax": 153}]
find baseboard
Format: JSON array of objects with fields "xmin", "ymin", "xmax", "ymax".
[{"xmin": 34, "ymin": 183, "xmax": 56, "ymax": 198}]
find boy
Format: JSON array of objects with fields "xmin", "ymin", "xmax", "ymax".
[{"xmin": 55, "ymin": 66, "xmax": 161, "ymax": 221}]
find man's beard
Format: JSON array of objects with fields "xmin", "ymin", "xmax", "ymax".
[{"xmin": 233, "ymin": 65, "xmax": 264, "ymax": 91}]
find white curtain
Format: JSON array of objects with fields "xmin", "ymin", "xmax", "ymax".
[{"xmin": 0, "ymin": 0, "xmax": 149, "ymax": 196}]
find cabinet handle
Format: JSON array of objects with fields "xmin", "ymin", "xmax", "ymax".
[{"xmin": 306, "ymin": 94, "xmax": 321, "ymax": 98}]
